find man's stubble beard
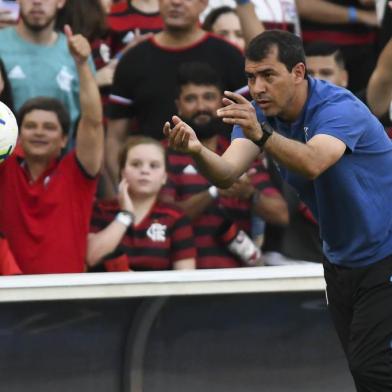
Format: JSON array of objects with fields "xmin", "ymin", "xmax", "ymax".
[
  {"xmin": 20, "ymin": 12, "xmax": 56, "ymax": 33},
  {"xmin": 165, "ymin": 20, "xmax": 195, "ymax": 35}
]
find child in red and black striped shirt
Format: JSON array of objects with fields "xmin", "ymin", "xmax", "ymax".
[{"xmin": 88, "ymin": 136, "xmax": 196, "ymax": 272}]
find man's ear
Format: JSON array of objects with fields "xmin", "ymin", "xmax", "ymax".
[
  {"xmin": 61, "ymin": 134, "xmax": 68, "ymax": 149},
  {"xmin": 292, "ymin": 62, "xmax": 306, "ymax": 84},
  {"xmin": 340, "ymin": 69, "xmax": 349, "ymax": 89}
]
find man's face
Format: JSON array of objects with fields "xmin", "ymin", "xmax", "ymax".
[
  {"xmin": 20, "ymin": 109, "xmax": 67, "ymax": 161},
  {"xmin": 159, "ymin": 0, "xmax": 207, "ymax": 31},
  {"xmin": 245, "ymin": 47, "xmax": 303, "ymax": 119},
  {"xmin": 177, "ymin": 83, "xmax": 222, "ymax": 125},
  {"xmin": 306, "ymin": 54, "xmax": 348, "ymax": 88},
  {"xmin": 19, "ymin": 0, "xmax": 66, "ymax": 32}
]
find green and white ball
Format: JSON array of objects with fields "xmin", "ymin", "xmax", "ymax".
[{"xmin": 0, "ymin": 101, "xmax": 18, "ymax": 164}]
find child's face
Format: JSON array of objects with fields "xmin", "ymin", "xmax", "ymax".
[{"xmin": 121, "ymin": 143, "xmax": 167, "ymax": 198}]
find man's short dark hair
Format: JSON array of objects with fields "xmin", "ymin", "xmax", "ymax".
[
  {"xmin": 245, "ymin": 30, "xmax": 306, "ymax": 73},
  {"xmin": 175, "ymin": 62, "xmax": 223, "ymax": 98},
  {"xmin": 18, "ymin": 97, "xmax": 71, "ymax": 135},
  {"xmin": 305, "ymin": 41, "xmax": 346, "ymax": 69}
]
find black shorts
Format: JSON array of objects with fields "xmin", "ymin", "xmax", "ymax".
[{"xmin": 323, "ymin": 255, "xmax": 392, "ymax": 392}]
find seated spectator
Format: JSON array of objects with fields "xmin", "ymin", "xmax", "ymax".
[
  {"xmin": 304, "ymin": 37, "xmax": 392, "ymax": 133},
  {"xmin": 297, "ymin": 0, "xmax": 379, "ymax": 92},
  {"xmin": 105, "ymin": 0, "xmax": 247, "ymax": 195},
  {"xmin": 162, "ymin": 62, "xmax": 288, "ymax": 268},
  {"xmin": 0, "ymin": 28, "xmax": 104, "ymax": 274},
  {"xmin": 0, "ymin": 0, "xmax": 95, "ymax": 142},
  {"xmin": 87, "ymin": 136, "xmax": 196, "ymax": 272},
  {"xmin": 305, "ymin": 41, "xmax": 348, "ymax": 88}
]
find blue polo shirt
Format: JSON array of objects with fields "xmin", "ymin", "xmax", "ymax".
[{"xmin": 232, "ymin": 77, "xmax": 392, "ymax": 267}]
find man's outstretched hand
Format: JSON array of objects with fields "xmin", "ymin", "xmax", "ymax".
[{"xmin": 163, "ymin": 115, "xmax": 203, "ymax": 155}]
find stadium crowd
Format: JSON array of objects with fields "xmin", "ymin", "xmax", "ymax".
[{"xmin": 0, "ymin": 0, "xmax": 390, "ymax": 275}]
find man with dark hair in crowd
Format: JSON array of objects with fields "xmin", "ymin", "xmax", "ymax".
[
  {"xmin": 105, "ymin": 0, "xmax": 247, "ymax": 194},
  {"xmin": 305, "ymin": 41, "xmax": 349, "ymax": 88},
  {"xmin": 162, "ymin": 62, "xmax": 288, "ymax": 268},
  {"xmin": 296, "ymin": 0, "xmax": 378, "ymax": 93},
  {"xmin": 0, "ymin": 27, "xmax": 104, "ymax": 274}
]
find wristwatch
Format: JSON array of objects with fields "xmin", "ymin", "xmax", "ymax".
[{"xmin": 253, "ymin": 121, "xmax": 274, "ymax": 149}]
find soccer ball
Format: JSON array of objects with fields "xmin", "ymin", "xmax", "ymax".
[{"xmin": 0, "ymin": 101, "xmax": 18, "ymax": 164}]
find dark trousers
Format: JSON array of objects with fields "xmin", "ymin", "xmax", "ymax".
[{"xmin": 323, "ymin": 256, "xmax": 392, "ymax": 392}]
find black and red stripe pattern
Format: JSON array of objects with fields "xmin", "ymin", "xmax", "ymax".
[
  {"xmin": 163, "ymin": 136, "xmax": 279, "ymax": 269},
  {"xmin": 90, "ymin": 199, "xmax": 196, "ymax": 271},
  {"xmin": 301, "ymin": 0, "xmax": 377, "ymax": 45},
  {"xmin": 108, "ymin": 0, "xmax": 163, "ymax": 55}
]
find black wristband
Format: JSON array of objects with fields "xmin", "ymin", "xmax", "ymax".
[{"xmin": 253, "ymin": 122, "xmax": 274, "ymax": 149}]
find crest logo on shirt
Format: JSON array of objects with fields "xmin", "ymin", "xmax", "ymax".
[
  {"xmin": 183, "ymin": 164, "xmax": 198, "ymax": 174},
  {"xmin": 8, "ymin": 65, "xmax": 26, "ymax": 79},
  {"xmin": 43, "ymin": 175, "xmax": 51, "ymax": 187},
  {"xmin": 146, "ymin": 223, "xmax": 167, "ymax": 242},
  {"xmin": 99, "ymin": 43, "xmax": 111, "ymax": 64},
  {"xmin": 56, "ymin": 66, "xmax": 74, "ymax": 92}
]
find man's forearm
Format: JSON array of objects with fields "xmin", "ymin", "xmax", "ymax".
[
  {"xmin": 191, "ymin": 145, "xmax": 238, "ymax": 188},
  {"xmin": 367, "ymin": 38, "xmax": 392, "ymax": 117},
  {"xmin": 236, "ymin": 2, "xmax": 264, "ymax": 46},
  {"xmin": 78, "ymin": 62, "xmax": 102, "ymax": 126},
  {"xmin": 75, "ymin": 60, "xmax": 104, "ymax": 177},
  {"xmin": 296, "ymin": 0, "xmax": 368, "ymax": 24},
  {"xmin": 174, "ymin": 190, "xmax": 217, "ymax": 220},
  {"xmin": 253, "ymin": 193, "xmax": 289, "ymax": 226}
]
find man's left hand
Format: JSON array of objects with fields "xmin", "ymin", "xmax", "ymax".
[
  {"xmin": 64, "ymin": 24, "xmax": 91, "ymax": 64},
  {"xmin": 217, "ymin": 91, "xmax": 263, "ymax": 142}
]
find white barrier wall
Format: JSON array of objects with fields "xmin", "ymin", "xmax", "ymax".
[{"xmin": 0, "ymin": 266, "xmax": 355, "ymax": 392}]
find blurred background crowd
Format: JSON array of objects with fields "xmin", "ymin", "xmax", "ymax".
[{"xmin": 0, "ymin": 0, "xmax": 391, "ymax": 275}]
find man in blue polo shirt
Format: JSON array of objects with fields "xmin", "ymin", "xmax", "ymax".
[{"xmin": 164, "ymin": 30, "xmax": 392, "ymax": 391}]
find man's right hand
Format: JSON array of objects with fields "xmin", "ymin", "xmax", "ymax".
[
  {"xmin": 163, "ymin": 115, "xmax": 202, "ymax": 155},
  {"xmin": 64, "ymin": 24, "xmax": 91, "ymax": 65}
]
